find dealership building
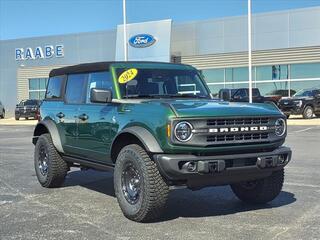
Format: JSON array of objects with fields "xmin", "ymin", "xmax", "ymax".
[{"xmin": 0, "ymin": 6, "xmax": 320, "ymax": 116}]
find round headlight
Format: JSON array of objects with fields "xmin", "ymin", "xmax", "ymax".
[
  {"xmin": 275, "ymin": 118, "xmax": 286, "ymax": 136},
  {"xmin": 174, "ymin": 121, "xmax": 193, "ymax": 142}
]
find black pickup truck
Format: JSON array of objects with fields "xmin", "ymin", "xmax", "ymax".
[
  {"xmin": 219, "ymin": 88, "xmax": 279, "ymax": 104},
  {"xmin": 278, "ymin": 88, "xmax": 320, "ymax": 119}
]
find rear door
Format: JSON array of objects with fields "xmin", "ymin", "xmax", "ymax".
[{"xmin": 62, "ymin": 73, "xmax": 88, "ymax": 156}]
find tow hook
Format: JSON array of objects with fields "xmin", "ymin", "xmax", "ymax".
[
  {"xmin": 197, "ymin": 160, "xmax": 225, "ymax": 174},
  {"xmin": 256, "ymin": 155, "xmax": 288, "ymax": 169}
]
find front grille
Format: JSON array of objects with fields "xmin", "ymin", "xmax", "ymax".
[
  {"xmin": 207, "ymin": 117, "xmax": 269, "ymax": 126},
  {"xmin": 207, "ymin": 133, "xmax": 269, "ymax": 143},
  {"xmin": 204, "ymin": 117, "xmax": 272, "ymax": 144}
]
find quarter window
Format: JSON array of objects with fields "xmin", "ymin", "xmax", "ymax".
[
  {"xmin": 46, "ymin": 76, "xmax": 64, "ymax": 99},
  {"xmin": 65, "ymin": 74, "xmax": 88, "ymax": 104}
]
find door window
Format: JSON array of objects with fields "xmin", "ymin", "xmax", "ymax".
[
  {"xmin": 65, "ymin": 74, "xmax": 88, "ymax": 104},
  {"xmin": 86, "ymin": 71, "xmax": 113, "ymax": 103}
]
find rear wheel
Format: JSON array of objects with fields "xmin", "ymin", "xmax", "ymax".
[
  {"xmin": 114, "ymin": 144, "xmax": 169, "ymax": 222},
  {"xmin": 34, "ymin": 133, "xmax": 68, "ymax": 188},
  {"xmin": 303, "ymin": 106, "xmax": 314, "ymax": 119},
  {"xmin": 230, "ymin": 169, "xmax": 284, "ymax": 204}
]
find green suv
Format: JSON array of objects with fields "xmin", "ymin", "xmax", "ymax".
[{"xmin": 33, "ymin": 62, "xmax": 291, "ymax": 222}]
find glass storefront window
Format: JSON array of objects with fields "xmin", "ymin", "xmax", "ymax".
[
  {"xmin": 291, "ymin": 63, "xmax": 320, "ymax": 79},
  {"xmin": 225, "ymin": 67, "xmax": 254, "ymax": 82},
  {"xmin": 28, "ymin": 78, "xmax": 48, "ymax": 100},
  {"xmin": 255, "ymin": 81, "xmax": 289, "ymax": 95},
  {"xmin": 290, "ymin": 80, "xmax": 320, "ymax": 93},
  {"xmin": 256, "ymin": 65, "xmax": 288, "ymax": 81},
  {"xmin": 208, "ymin": 84, "xmax": 225, "ymax": 97},
  {"xmin": 201, "ymin": 68, "xmax": 224, "ymax": 83}
]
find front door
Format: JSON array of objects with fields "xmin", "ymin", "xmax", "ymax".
[{"xmin": 76, "ymin": 71, "xmax": 116, "ymax": 164}]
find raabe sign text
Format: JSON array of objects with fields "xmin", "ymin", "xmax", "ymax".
[{"xmin": 15, "ymin": 45, "xmax": 64, "ymax": 61}]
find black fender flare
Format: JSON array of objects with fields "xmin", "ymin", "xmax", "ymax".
[
  {"xmin": 32, "ymin": 119, "xmax": 64, "ymax": 153},
  {"xmin": 113, "ymin": 126, "xmax": 163, "ymax": 153}
]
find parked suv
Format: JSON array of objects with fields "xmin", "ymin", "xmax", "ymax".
[
  {"xmin": 15, "ymin": 99, "xmax": 41, "ymax": 120},
  {"xmin": 0, "ymin": 101, "xmax": 5, "ymax": 119},
  {"xmin": 278, "ymin": 88, "xmax": 320, "ymax": 119},
  {"xmin": 32, "ymin": 62, "xmax": 291, "ymax": 222}
]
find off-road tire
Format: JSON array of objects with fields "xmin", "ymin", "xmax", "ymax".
[
  {"xmin": 303, "ymin": 106, "xmax": 314, "ymax": 119},
  {"xmin": 34, "ymin": 133, "xmax": 68, "ymax": 188},
  {"xmin": 114, "ymin": 144, "xmax": 169, "ymax": 222},
  {"xmin": 230, "ymin": 169, "xmax": 284, "ymax": 204}
]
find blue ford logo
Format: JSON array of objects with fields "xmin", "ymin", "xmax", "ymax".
[{"xmin": 129, "ymin": 34, "xmax": 156, "ymax": 48}]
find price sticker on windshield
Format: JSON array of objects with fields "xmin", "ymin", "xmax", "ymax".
[{"xmin": 118, "ymin": 68, "xmax": 138, "ymax": 84}]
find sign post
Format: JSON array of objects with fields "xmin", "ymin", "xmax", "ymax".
[
  {"xmin": 123, "ymin": 0, "xmax": 128, "ymax": 61},
  {"xmin": 248, "ymin": 0, "xmax": 253, "ymax": 103}
]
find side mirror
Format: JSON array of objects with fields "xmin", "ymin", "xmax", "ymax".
[{"xmin": 90, "ymin": 88, "xmax": 112, "ymax": 103}]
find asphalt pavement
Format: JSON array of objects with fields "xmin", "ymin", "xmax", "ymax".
[{"xmin": 0, "ymin": 125, "xmax": 320, "ymax": 240}]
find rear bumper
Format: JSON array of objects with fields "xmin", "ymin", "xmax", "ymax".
[{"xmin": 154, "ymin": 146, "xmax": 291, "ymax": 189}]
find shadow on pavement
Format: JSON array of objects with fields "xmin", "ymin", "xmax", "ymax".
[{"xmin": 63, "ymin": 169, "xmax": 296, "ymax": 222}]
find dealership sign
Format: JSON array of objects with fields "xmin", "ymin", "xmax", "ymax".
[
  {"xmin": 129, "ymin": 34, "xmax": 156, "ymax": 48},
  {"xmin": 15, "ymin": 45, "xmax": 64, "ymax": 61}
]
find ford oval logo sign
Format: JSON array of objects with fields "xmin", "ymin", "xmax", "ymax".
[{"xmin": 129, "ymin": 34, "xmax": 156, "ymax": 48}]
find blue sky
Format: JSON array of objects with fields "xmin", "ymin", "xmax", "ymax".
[{"xmin": 1, "ymin": 0, "xmax": 320, "ymax": 40}]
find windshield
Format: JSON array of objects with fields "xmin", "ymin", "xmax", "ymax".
[
  {"xmin": 115, "ymin": 65, "xmax": 210, "ymax": 99},
  {"xmin": 294, "ymin": 89, "xmax": 314, "ymax": 97},
  {"xmin": 22, "ymin": 100, "xmax": 38, "ymax": 106}
]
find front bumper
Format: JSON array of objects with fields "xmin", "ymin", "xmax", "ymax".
[{"xmin": 154, "ymin": 146, "xmax": 291, "ymax": 189}]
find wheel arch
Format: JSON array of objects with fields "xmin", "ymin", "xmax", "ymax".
[
  {"xmin": 110, "ymin": 126, "xmax": 163, "ymax": 163},
  {"xmin": 32, "ymin": 119, "xmax": 64, "ymax": 153}
]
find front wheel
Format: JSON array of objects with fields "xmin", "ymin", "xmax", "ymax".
[
  {"xmin": 114, "ymin": 144, "xmax": 169, "ymax": 222},
  {"xmin": 230, "ymin": 169, "xmax": 284, "ymax": 204}
]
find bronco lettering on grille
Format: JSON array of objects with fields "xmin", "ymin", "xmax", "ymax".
[{"xmin": 209, "ymin": 126, "xmax": 268, "ymax": 133}]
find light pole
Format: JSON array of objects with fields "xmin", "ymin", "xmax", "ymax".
[
  {"xmin": 123, "ymin": 0, "xmax": 128, "ymax": 61},
  {"xmin": 248, "ymin": 0, "xmax": 253, "ymax": 103}
]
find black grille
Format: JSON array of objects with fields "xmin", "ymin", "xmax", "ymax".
[
  {"xmin": 207, "ymin": 133, "xmax": 269, "ymax": 143},
  {"xmin": 207, "ymin": 117, "xmax": 269, "ymax": 126}
]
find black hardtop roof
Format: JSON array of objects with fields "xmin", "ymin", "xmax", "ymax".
[{"xmin": 49, "ymin": 61, "xmax": 193, "ymax": 77}]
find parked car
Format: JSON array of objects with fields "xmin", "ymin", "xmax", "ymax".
[
  {"xmin": 219, "ymin": 88, "xmax": 278, "ymax": 104},
  {"xmin": 15, "ymin": 99, "xmax": 41, "ymax": 120},
  {"xmin": 278, "ymin": 88, "xmax": 320, "ymax": 119},
  {"xmin": 0, "ymin": 101, "xmax": 5, "ymax": 119},
  {"xmin": 32, "ymin": 61, "xmax": 291, "ymax": 222}
]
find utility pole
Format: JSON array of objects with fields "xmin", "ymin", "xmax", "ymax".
[
  {"xmin": 123, "ymin": 0, "xmax": 128, "ymax": 61},
  {"xmin": 248, "ymin": 0, "xmax": 253, "ymax": 103}
]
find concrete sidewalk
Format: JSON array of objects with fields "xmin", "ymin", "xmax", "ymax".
[{"xmin": 0, "ymin": 116, "xmax": 319, "ymax": 126}]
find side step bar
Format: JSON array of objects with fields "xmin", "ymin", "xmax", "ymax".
[{"xmin": 63, "ymin": 155, "xmax": 115, "ymax": 171}]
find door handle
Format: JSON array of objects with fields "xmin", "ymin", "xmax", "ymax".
[
  {"xmin": 78, "ymin": 113, "xmax": 89, "ymax": 121},
  {"xmin": 56, "ymin": 112, "xmax": 65, "ymax": 119}
]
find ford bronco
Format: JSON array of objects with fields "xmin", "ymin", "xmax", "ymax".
[{"xmin": 33, "ymin": 62, "xmax": 291, "ymax": 222}]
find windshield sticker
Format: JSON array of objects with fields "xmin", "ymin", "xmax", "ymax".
[{"xmin": 118, "ymin": 68, "xmax": 138, "ymax": 84}]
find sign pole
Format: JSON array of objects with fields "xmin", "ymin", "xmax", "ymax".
[
  {"xmin": 248, "ymin": 0, "xmax": 253, "ymax": 103},
  {"xmin": 123, "ymin": 0, "xmax": 128, "ymax": 61}
]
